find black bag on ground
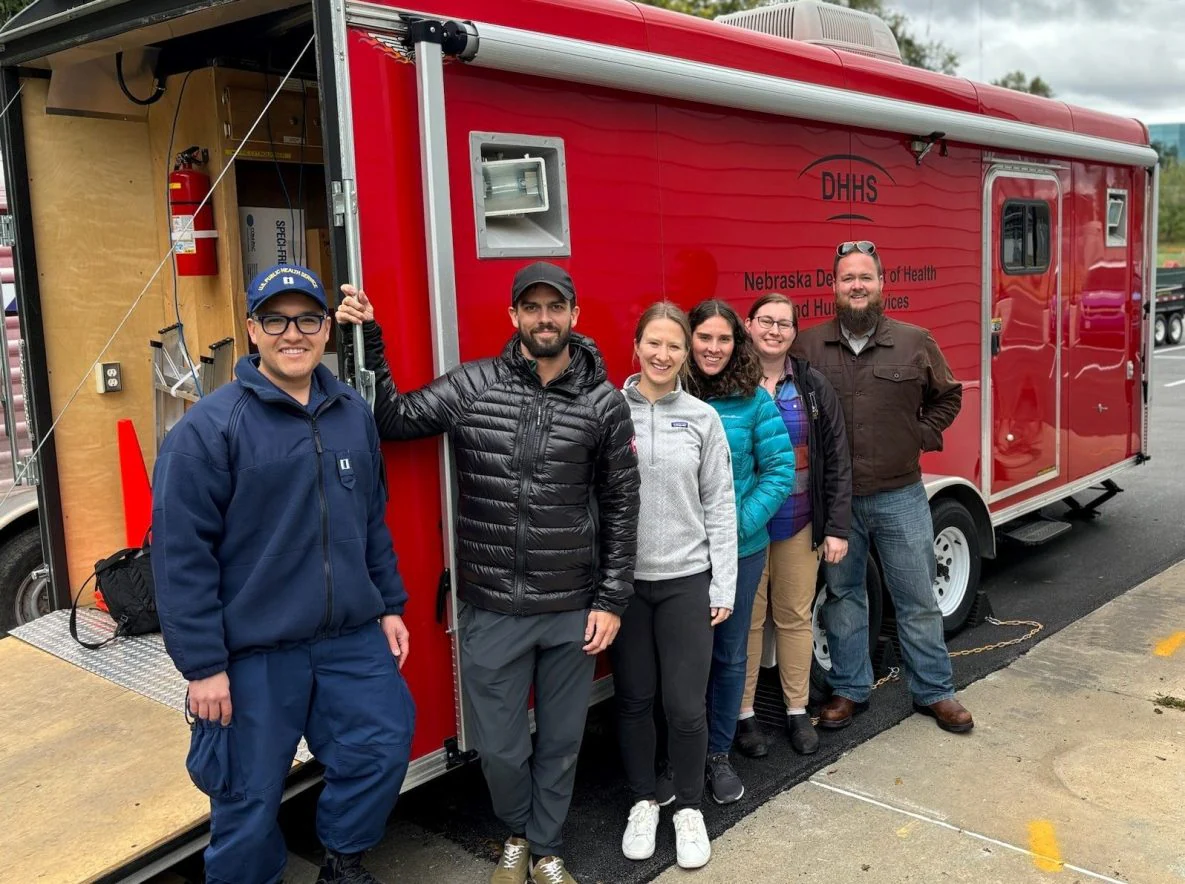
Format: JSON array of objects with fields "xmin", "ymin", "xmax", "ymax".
[{"xmin": 69, "ymin": 533, "xmax": 158, "ymax": 649}]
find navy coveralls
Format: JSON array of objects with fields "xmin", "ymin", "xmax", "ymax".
[{"xmin": 153, "ymin": 357, "xmax": 414, "ymax": 884}]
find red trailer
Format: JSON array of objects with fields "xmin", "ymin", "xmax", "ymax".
[{"xmin": 0, "ymin": 0, "xmax": 1158, "ymax": 878}]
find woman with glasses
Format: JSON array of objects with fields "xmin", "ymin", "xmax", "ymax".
[
  {"xmin": 734, "ymin": 293, "xmax": 851, "ymax": 758},
  {"xmin": 614, "ymin": 301, "xmax": 736, "ymax": 869},
  {"xmin": 684, "ymin": 299, "xmax": 794, "ymax": 805}
]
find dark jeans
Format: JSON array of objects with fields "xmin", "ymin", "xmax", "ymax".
[
  {"xmin": 459, "ymin": 606, "xmax": 595, "ymax": 857},
  {"xmin": 706, "ymin": 549, "xmax": 767, "ymax": 755},
  {"xmin": 610, "ymin": 570, "xmax": 713, "ymax": 810}
]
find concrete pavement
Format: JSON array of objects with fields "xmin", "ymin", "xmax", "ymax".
[{"xmin": 654, "ymin": 558, "xmax": 1185, "ymax": 884}]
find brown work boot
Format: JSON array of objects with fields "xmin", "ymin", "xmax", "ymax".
[
  {"xmin": 817, "ymin": 694, "xmax": 868, "ymax": 730},
  {"xmin": 531, "ymin": 855, "xmax": 578, "ymax": 884},
  {"xmin": 913, "ymin": 698, "xmax": 974, "ymax": 733},
  {"xmin": 490, "ymin": 837, "xmax": 530, "ymax": 884}
]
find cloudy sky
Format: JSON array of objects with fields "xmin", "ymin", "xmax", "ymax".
[{"xmin": 888, "ymin": 0, "xmax": 1182, "ymax": 124}]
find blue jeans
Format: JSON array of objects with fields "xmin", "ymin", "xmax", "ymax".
[
  {"xmin": 706, "ymin": 549, "xmax": 767, "ymax": 755},
  {"xmin": 821, "ymin": 482, "xmax": 954, "ymax": 706}
]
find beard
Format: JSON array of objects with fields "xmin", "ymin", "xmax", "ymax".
[
  {"xmin": 838, "ymin": 301, "xmax": 883, "ymax": 336},
  {"xmin": 521, "ymin": 324, "xmax": 571, "ymax": 358}
]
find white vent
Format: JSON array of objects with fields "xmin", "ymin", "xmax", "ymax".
[{"xmin": 717, "ymin": 1, "xmax": 902, "ymax": 65}]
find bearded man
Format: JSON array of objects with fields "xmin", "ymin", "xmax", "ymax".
[
  {"xmin": 792, "ymin": 241, "xmax": 973, "ymax": 734},
  {"xmin": 335, "ymin": 261, "xmax": 640, "ymax": 884}
]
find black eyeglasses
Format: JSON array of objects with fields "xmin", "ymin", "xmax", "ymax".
[
  {"xmin": 836, "ymin": 240, "xmax": 877, "ymax": 257},
  {"xmin": 253, "ymin": 312, "xmax": 328, "ymax": 336}
]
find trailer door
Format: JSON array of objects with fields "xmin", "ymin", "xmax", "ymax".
[
  {"xmin": 984, "ymin": 170, "xmax": 1062, "ymax": 502},
  {"xmin": 313, "ymin": 0, "xmax": 470, "ymax": 786}
]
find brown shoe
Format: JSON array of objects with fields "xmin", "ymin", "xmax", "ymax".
[
  {"xmin": 818, "ymin": 695, "xmax": 868, "ymax": 730},
  {"xmin": 913, "ymin": 698, "xmax": 974, "ymax": 733}
]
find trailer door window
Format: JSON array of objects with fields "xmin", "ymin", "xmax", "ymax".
[
  {"xmin": 1105, "ymin": 189, "xmax": 1128, "ymax": 247},
  {"xmin": 1001, "ymin": 200, "xmax": 1051, "ymax": 275}
]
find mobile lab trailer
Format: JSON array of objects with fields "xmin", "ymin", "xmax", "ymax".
[{"xmin": 0, "ymin": 0, "xmax": 1157, "ymax": 879}]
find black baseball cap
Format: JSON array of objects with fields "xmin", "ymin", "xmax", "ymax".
[{"xmin": 511, "ymin": 261, "xmax": 576, "ymax": 306}]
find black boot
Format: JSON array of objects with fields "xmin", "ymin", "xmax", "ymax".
[
  {"xmin": 316, "ymin": 849, "xmax": 380, "ymax": 884},
  {"xmin": 788, "ymin": 712, "xmax": 819, "ymax": 755},
  {"xmin": 733, "ymin": 716, "xmax": 768, "ymax": 758}
]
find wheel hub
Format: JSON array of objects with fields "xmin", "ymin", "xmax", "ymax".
[{"xmin": 932, "ymin": 526, "xmax": 971, "ymax": 617}]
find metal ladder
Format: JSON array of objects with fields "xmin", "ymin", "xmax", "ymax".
[{"xmin": 151, "ymin": 326, "xmax": 234, "ymax": 451}]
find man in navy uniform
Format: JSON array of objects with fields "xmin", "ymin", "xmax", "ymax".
[{"xmin": 152, "ymin": 264, "xmax": 414, "ymax": 884}]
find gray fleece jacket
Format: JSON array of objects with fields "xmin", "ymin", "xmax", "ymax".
[{"xmin": 623, "ymin": 375, "xmax": 738, "ymax": 610}]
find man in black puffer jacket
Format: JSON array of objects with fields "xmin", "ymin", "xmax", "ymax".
[{"xmin": 337, "ymin": 262, "xmax": 639, "ymax": 884}]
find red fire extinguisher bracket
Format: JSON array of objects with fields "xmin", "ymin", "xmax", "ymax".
[{"xmin": 169, "ymin": 147, "xmax": 219, "ymax": 277}]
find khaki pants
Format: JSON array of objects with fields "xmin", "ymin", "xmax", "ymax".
[{"xmin": 741, "ymin": 524, "xmax": 819, "ymax": 711}]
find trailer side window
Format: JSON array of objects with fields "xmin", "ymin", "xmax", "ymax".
[
  {"xmin": 470, "ymin": 133, "xmax": 571, "ymax": 259},
  {"xmin": 1001, "ymin": 200, "xmax": 1051, "ymax": 275},
  {"xmin": 1105, "ymin": 189, "xmax": 1128, "ymax": 247}
]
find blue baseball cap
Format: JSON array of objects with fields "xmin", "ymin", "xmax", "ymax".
[{"xmin": 246, "ymin": 264, "xmax": 329, "ymax": 315}]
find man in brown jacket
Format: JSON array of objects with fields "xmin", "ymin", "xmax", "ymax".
[{"xmin": 793, "ymin": 241, "xmax": 973, "ymax": 733}]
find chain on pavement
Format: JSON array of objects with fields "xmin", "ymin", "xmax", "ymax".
[{"xmin": 809, "ymin": 616, "xmax": 1044, "ymax": 723}]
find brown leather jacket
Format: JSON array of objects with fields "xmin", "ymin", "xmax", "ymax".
[{"xmin": 792, "ymin": 316, "xmax": 962, "ymax": 496}]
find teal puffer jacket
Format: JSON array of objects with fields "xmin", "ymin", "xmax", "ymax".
[{"xmin": 707, "ymin": 388, "xmax": 796, "ymax": 558}]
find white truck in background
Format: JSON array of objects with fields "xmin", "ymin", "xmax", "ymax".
[{"xmin": 0, "ymin": 160, "xmax": 47, "ymax": 633}]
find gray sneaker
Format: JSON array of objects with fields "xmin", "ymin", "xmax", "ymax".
[
  {"xmin": 531, "ymin": 855, "xmax": 578, "ymax": 884},
  {"xmin": 706, "ymin": 752, "xmax": 744, "ymax": 804},
  {"xmin": 491, "ymin": 837, "xmax": 530, "ymax": 884}
]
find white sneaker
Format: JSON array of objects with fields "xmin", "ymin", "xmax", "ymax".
[
  {"xmin": 621, "ymin": 800, "xmax": 660, "ymax": 860},
  {"xmin": 673, "ymin": 808, "xmax": 711, "ymax": 869}
]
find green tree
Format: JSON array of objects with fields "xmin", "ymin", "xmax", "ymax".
[
  {"xmin": 637, "ymin": 0, "xmax": 959, "ymax": 74},
  {"xmin": 1161, "ymin": 160, "xmax": 1185, "ymax": 245},
  {"xmin": 991, "ymin": 70, "xmax": 1055, "ymax": 97},
  {"xmin": 0, "ymin": 0, "xmax": 30, "ymax": 24}
]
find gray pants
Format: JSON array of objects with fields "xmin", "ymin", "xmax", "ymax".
[{"xmin": 460, "ymin": 606, "xmax": 595, "ymax": 856}]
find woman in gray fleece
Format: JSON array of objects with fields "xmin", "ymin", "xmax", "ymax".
[{"xmin": 612, "ymin": 302, "xmax": 737, "ymax": 871}]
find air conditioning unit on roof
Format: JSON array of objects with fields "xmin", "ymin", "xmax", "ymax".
[{"xmin": 716, "ymin": 0, "xmax": 903, "ymax": 65}]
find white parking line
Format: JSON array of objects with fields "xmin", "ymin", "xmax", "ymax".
[
  {"xmin": 1155, "ymin": 345, "xmax": 1185, "ymax": 355},
  {"xmin": 809, "ymin": 780, "xmax": 1127, "ymax": 884},
  {"xmin": 1165, "ymin": 378, "xmax": 1185, "ymax": 388}
]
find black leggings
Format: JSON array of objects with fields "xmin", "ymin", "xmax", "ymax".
[{"xmin": 610, "ymin": 570, "xmax": 713, "ymax": 810}]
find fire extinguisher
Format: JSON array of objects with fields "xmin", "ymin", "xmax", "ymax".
[{"xmin": 169, "ymin": 146, "xmax": 218, "ymax": 276}]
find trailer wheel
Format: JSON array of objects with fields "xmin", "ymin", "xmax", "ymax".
[
  {"xmin": 0, "ymin": 526, "xmax": 49, "ymax": 634},
  {"xmin": 1169, "ymin": 313, "xmax": 1184, "ymax": 347},
  {"xmin": 931, "ymin": 498, "xmax": 982, "ymax": 635},
  {"xmin": 809, "ymin": 557, "xmax": 883, "ymax": 704},
  {"xmin": 1155, "ymin": 314, "xmax": 1167, "ymax": 347}
]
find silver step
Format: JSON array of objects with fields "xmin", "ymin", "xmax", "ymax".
[{"xmin": 1001, "ymin": 518, "xmax": 1072, "ymax": 546}]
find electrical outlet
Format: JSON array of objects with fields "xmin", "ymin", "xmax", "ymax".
[{"xmin": 94, "ymin": 362, "xmax": 122, "ymax": 394}]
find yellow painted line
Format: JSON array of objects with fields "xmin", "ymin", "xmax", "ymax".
[
  {"xmin": 1154, "ymin": 632, "xmax": 1185, "ymax": 657},
  {"xmin": 1027, "ymin": 820, "xmax": 1064, "ymax": 873}
]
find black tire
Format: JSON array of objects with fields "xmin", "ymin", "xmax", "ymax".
[
  {"xmin": 1155, "ymin": 315, "xmax": 1167, "ymax": 347},
  {"xmin": 0, "ymin": 525, "xmax": 48, "ymax": 634},
  {"xmin": 809, "ymin": 556, "xmax": 883, "ymax": 704},
  {"xmin": 1170, "ymin": 313, "xmax": 1184, "ymax": 347},
  {"xmin": 930, "ymin": 498, "xmax": 982, "ymax": 636}
]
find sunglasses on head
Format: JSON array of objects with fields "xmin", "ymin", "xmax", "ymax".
[{"xmin": 836, "ymin": 240, "xmax": 877, "ymax": 257}]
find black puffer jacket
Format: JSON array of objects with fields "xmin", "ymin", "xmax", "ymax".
[{"xmin": 363, "ymin": 321, "xmax": 640, "ymax": 616}]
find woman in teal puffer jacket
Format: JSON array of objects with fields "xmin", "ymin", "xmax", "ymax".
[{"xmin": 686, "ymin": 299, "xmax": 795, "ymax": 805}]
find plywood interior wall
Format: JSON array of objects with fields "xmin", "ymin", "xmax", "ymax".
[
  {"xmin": 22, "ymin": 76, "xmax": 170, "ymax": 595},
  {"xmin": 24, "ymin": 64, "xmax": 329, "ymax": 597}
]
